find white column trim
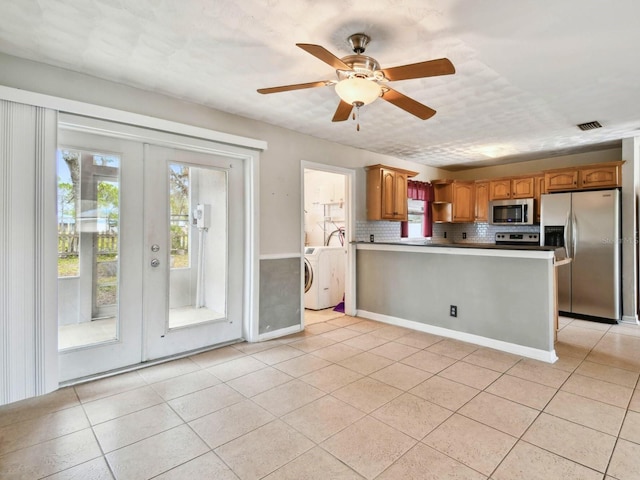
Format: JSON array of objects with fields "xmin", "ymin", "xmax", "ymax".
[{"xmin": 34, "ymin": 108, "xmax": 59, "ymax": 395}]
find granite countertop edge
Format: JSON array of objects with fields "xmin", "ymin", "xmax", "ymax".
[{"xmin": 351, "ymin": 241, "xmax": 560, "ymax": 252}]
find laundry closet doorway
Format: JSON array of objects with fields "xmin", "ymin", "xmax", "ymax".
[
  {"xmin": 57, "ymin": 116, "xmax": 246, "ymax": 382},
  {"xmin": 302, "ymin": 163, "xmax": 354, "ymax": 326}
]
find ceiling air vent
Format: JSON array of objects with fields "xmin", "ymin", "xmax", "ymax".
[{"xmin": 577, "ymin": 121, "xmax": 602, "ymax": 131}]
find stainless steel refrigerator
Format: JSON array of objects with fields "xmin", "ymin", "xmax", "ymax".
[{"xmin": 540, "ymin": 189, "xmax": 621, "ymax": 323}]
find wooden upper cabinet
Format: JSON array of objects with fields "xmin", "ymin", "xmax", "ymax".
[
  {"xmin": 366, "ymin": 164, "xmax": 418, "ymax": 221},
  {"xmin": 489, "ymin": 176, "xmax": 535, "ymax": 200},
  {"xmin": 534, "ymin": 175, "xmax": 545, "ymax": 223},
  {"xmin": 377, "ymin": 167, "xmax": 407, "ymax": 220},
  {"xmin": 511, "ymin": 176, "xmax": 535, "ymax": 198},
  {"xmin": 545, "ymin": 169, "xmax": 579, "ymax": 192},
  {"xmin": 452, "ymin": 182, "xmax": 475, "ymax": 223},
  {"xmin": 489, "ymin": 179, "xmax": 511, "ymax": 200},
  {"xmin": 431, "ymin": 179, "xmax": 474, "ymax": 223},
  {"xmin": 545, "ymin": 162, "xmax": 623, "ymax": 192},
  {"xmin": 474, "ymin": 181, "xmax": 489, "ymax": 222},
  {"xmin": 580, "ymin": 163, "xmax": 621, "ymax": 189},
  {"xmin": 432, "ymin": 180, "xmax": 453, "ymax": 223}
]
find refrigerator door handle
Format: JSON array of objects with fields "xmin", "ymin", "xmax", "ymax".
[
  {"xmin": 564, "ymin": 212, "xmax": 571, "ymax": 257},
  {"xmin": 572, "ymin": 213, "xmax": 578, "ymax": 259}
]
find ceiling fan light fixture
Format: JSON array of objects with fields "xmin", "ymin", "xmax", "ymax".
[{"xmin": 335, "ymin": 77, "xmax": 381, "ymax": 106}]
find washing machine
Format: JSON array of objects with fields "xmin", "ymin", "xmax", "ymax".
[{"xmin": 304, "ymin": 246, "xmax": 345, "ymax": 310}]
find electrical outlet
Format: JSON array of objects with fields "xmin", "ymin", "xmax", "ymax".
[
  {"xmin": 462, "ymin": 232, "xmax": 467, "ymax": 239},
  {"xmin": 369, "ymin": 234, "xmax": 374, "ymax": 242},
  {"xmin": 450, "ymin": 305, "xmax": 458, "ymax": 317}
]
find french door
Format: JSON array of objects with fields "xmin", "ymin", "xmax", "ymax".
[
  {"xmin": 143, "ymin": 144, "xmax": 244, "ymax": 359},
  {"xmin": 58, "ymin": 126, "xmax": 244, "ymax": 382}
]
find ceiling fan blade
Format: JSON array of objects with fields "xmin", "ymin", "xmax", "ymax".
[
  {"xmin": 332, "ymin": 100, "xmax": 353, "ymax": 122},
  {"xmin": 380, "ymin": 58, "xmax": 455, "ymax": 82},
  {"xmin": 296, "ymin": 43, "xmax": 353, "ymax": 71},
  {"xmin": 257, "ymin": 80, "xmax": 330, "ymax": 94},
  {"xmin": 381, "ymin": 87, "xmax": 436, "ymax": 120}
]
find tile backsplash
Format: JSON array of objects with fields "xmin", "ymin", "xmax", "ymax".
[
  {"xmin": 356, "ymin": 220, "xmax": 539, "ymax": 244},
  {"xmin": 431, "ymin": 223, "xmax": 540, "ymax": 243},
  {"xmin": 355, "ymin": 220, "xmax": 402, "ymax": 243}
]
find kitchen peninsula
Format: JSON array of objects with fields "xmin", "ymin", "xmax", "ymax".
[{"xmin": 354, "ymin": 242, "xmax": 559, "ymax": 363}]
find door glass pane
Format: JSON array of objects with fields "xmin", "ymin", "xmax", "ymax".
[
  {"xmin": 168, "ymin": 162, "xmax": 227, "ymax": 329},
  {"xmin": 57, "ymin": 149, "xmax": 120, "ymax": 350}
]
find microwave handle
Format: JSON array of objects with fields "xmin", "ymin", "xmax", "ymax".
[{"xmin": 523, "ymin": 204, "xmax": 528, "ymax": 223}]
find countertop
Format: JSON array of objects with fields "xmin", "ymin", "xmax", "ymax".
[{"xmin": 353, "ymin": 240, "xmax": 560, "ymax": 252}]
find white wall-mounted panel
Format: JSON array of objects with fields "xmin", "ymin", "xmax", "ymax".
[{"xmin": 0, "ymin": 101, "xmax": 58, "ymax": 405}]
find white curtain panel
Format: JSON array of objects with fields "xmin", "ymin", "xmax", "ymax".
[{"xmin": 0, "ymin": 100, "xmax": 58, "ymax": 405}]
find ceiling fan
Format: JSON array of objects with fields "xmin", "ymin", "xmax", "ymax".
[{"xmin": 257, "ymin": 33, "xmax": 455, "ymax": 128}]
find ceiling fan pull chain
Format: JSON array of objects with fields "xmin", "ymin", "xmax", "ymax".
[{"xmin": 354, "ymin": 101, "xmax": 362, "ymax": 131}]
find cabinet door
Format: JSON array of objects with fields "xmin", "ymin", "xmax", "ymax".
[
  {"xmin": 580, "ymin": 165, "xmax": 620, "ymax": 189},
  {"xmin": 511, "ymin": 177, "xmax": 535, "ymax": 198},
  {"xmin": 534, "ymin": 175, "xmax": 545, "ymax": 222},
  {"xmin": 393, "ymin": 172, "xmax": 408, "ymax": 220},
  {"xmin": 380, "ymin": 169, "xmax": 397, "ymax": 219},
  {"xmin": 545, "ymin": 170, "xmax": 578, "ymax": 192},
  {"xmin": 452, "ymin": 182, "xmax": 474, "ymax": 223},
  {"xmin": 489, "ymin": 179, "xmax": 511, "ymax": 200},
  {"xmin": 474, "ymin": 181, "xmax": 489, "ymax": 222}
]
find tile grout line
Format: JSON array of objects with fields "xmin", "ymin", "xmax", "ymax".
[{"xmin": 487, "ymin": 319, "xmax": 619, "ymax": 478}]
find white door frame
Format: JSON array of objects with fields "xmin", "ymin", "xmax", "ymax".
[
  {"xmin": 0, "ymin": 85, "xmax": 264, "ymax": 392},
  {"xmin": 301, "ymin": 161, "xmax": 356, "ymax": 325}
]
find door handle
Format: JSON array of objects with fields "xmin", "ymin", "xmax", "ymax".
[
  {"xmin": 572, "ymin": 214, "xmax": 578, "ymax": 259},
  {"xmin": 150, "ymin": 258, "xmax": 160, "ymax": 267},
  {"xmin": 564, "ymin": 212, "xmax": 571, "ymax": 258}
]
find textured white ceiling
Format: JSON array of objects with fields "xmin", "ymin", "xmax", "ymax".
[{"xmin": 0, "ymin": 0, "xmax": 638, "ymax": 169}]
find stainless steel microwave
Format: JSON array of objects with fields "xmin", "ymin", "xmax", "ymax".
[{"xmin": 489, "ymin": 198, "xmax": 534, "ymax": 225}]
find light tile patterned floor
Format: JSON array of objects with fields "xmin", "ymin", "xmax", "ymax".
[{"xmin": 2, "ymin": 316, "xmax": 640, "ymax": 479}]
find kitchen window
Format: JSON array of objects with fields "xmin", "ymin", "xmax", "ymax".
[
  {"xmin": 406, "ymin": 199, "xmax": 426, "ymax": 238},
  {"xmin": 401, "ymin": 180, "xmax": 434, "ymax": 238}
]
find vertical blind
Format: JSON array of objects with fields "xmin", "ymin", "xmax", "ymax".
[{"xmin": 0, "ymin": 100, "xmax": 58, "ymax": 405}]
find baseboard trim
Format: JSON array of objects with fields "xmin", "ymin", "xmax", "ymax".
[
  {"xmin": 621, "ymin": 315, "xmax": 639, "ymax": 325},
  {"xmin": 258, "ymin": 324, "xmax": 302, "ymax": 341},
  {"xmin": 357, "ymin": 310, "xmax": 558, "ymax": 364}
]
